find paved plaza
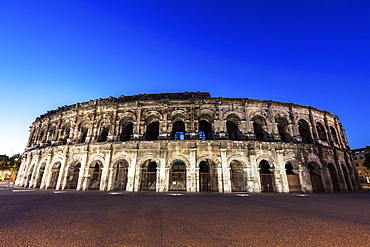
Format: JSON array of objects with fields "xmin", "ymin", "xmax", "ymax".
[{"xmin": 1, "ymin": 182, "xmax": 369, "ymax": 246}]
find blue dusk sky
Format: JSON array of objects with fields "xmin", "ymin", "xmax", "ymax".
[{"xmin": 0, "ymin": 1, "xmax": 369, "ymax": 156}]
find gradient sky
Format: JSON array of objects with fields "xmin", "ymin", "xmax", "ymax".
[{"xmin": 0, "ymin": 0, "xmax": 369, "ymax": 156}]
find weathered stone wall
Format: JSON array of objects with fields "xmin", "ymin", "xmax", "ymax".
[{"xmin": 16, "ymin": 92, "xmax": 361, "ymax": 193}]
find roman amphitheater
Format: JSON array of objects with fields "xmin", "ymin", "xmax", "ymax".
[{"xmin": 16, "ymin": 92, "xmax": 361, "ymax": 193}]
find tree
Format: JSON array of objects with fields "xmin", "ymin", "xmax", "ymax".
[{"xmin": 0, "ymin": 154, "xmax": 22, "ymax": 171}]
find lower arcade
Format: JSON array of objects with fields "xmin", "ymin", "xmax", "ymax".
[{"xmin": 16, "ymin": 141, "xmax": 360, "ymax": 193}]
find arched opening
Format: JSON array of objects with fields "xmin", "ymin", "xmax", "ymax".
[
  {"xmin": 47, "ymin": 126, "xmax": 56, "ymax": 145},
  {"xmin": 140, "ymin": 160, "xmax": 157, "ymax": 191},
  {"xmin": 199, "ymin": 160, "xmax": 218, "ymax": 192},
  {"xmin": 198, "ymin": 120, "xmax": 213, "ymax": 140},
  {"xmin": 145, "ymin": 122, "xmax": 159, "ymax": 141},
  {"xmin": 169, "ymin": 161, "xmax": 186, "ymax": 191},
  {"xmin": 48, "ymin": 162, "xmax": 61, "ymax": 189},
  {"xmin": 66, "ymin": 163, "xmax": 81, "ymax": 189},
  {"xmin": 298, "ymin": 119, "xmax": 313, "ymax": 144},
  {"xmin": 307, "ymin": 162, "xmax": 324, "ymax": 192},
  {"xmin": 330, "ymin": 126, "xmax": 338, "ymax": 144},
  {"xmin": 259, "ymin": 160, "xmax": 275, "ymax": 192},
  {"xmin": 97, "ymin": 122, "xmax": 110, "ymax": 142},
  {"xmin": 113, "ymin": 160, "xmax": 129, "ymax": 190},
  {"xmin": 38, "ymin": 130, "xmax": 45, "ymax": 144},
  {"xmin": 227, "ymin": 121, "xmax": 240, "ymax": 140},
  {"xmin": 35, "ymin": 163, "xmax": 45, "ymax": 188},
  {"xmin": 230, "ymin": 160, "xmax": 247, "ymax": 192},
  {"xmin": 226, "ymin": 114, "xmax": 241, "ymax": 140},
  {"xmin": 253, "ymin": 116, "xmax": 269, "ymax": 141},
  {"xmin": 285, "ymin": 162, "xmax": 301, "ymax": 192},
  {"xmin": 341, "ymin": 164, "xmax": 352, "ymax": 191},
  {"xmin": 276, "ymin": 117, "xmax": 292, "ymax": 142},
  {"xmin": 89, "ymin": 162, "xmax": 102, "ymax": 190},
  {"xmin": 61, "ymin": 123, "xmax": 71, "ymax": 145},
  {"xmin": 119, "ymin": 122, "xmax": 133, "ymax": 142},
  {"xmin": 328, "ymin": 163, "xmax": 340, "ymax": 192},
  {"xmin": 172, "ymin": 121, "xmax": 185, "ymax": 140},
  {"xmin": 316, "ymin": 122, "xmax": 327, "ymax": 141},
  {"xmin": 79, "ymin": 123, "xmax": 89, "ymax": 144}
]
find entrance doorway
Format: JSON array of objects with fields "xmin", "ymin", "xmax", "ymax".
[
  {"xmin": 259, "ymin": 160, "xmax": 275, "ymax": 192},
  {"xmin": 199, "ymin": 160, "xmax": 218, "ymax": 192},
  {"xmin": 169, "ymin": 161, "xmax": 186, "ymax": 191},
  {"xmin": 140, "ymin": 161, "xmax": 157, "ymax": 191}
]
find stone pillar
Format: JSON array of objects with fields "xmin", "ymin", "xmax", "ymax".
[
  {"xmin": 29, "ymin": 154, "xmax": 42, "ymax": 188},
  {"xmin": 100, "ymin": 149, "xmax": 112, "ymax": 191},
  {"xmin": 321, "ymin": 167, "xmax": 331, "ymax": 192},
  {"xmin": 190, "ymin": 145, "xmax": 197, "ymax": 192},
  {"xmin": 249, "ymin": 152, "xmax": 261, "ymax": 192},
  {"xmin": 130, "ymin": 149, "xmax": 140, "ymax": 192},
  {"xmin": 158, "ymin": 148, "xmax": 167, "ymax": 192},
  {"xmin": 220, "ymin": 148, "xmax": 230, "ymax": 193},
  {"xmin": 40, "ymin": 153, "xmax": 53, "ymax": 189},
  {"xmin": 276, "ymin": 150, "xmax": 289, "ymax": 193},
  {"xmin": 78, "ymin": 151, "xmax": 89, "ymax": 190},
  {"xmin": 217, "ymin": 167, "xmax": 224, "ymax": 193},
  {"xmin": 244, "ymin": 103, "xmax": 255, "ymax": 140},
  {"xmin": 107, "ymin": 167, "xmax": 115, "ymax": 191}
]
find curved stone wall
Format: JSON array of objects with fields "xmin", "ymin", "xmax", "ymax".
[{"xmin": 16, "ymin": 92, "xmax": 361, "ymax": 193}]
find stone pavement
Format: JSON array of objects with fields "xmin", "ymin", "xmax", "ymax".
[{"xmin": 1, "ymin": 186, "xmax": 370, "ymax": 246}]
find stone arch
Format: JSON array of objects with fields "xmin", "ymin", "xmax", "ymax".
[
  {"xmin": 258, "ymin": 159, "xmax": 276, "ymax": 192},
  {"xmin": 139, "ymin": 158, "xmax": 158, "ymax": 191},
  {"xmin": 298, "ymin": 119, "xmax": 313, "ymax": 144},
  {"xmin": 229, "ymin": 159, "xmax": 248, "ymax": 192},
  {"xmin": 111, "ymin": 155, "xmax": 132, "ymax": 168},
  {"xmin": 316, "ymin": 121, "xmax": 327, "ymax": 141},
  {"xmin": 330, "ymin": 126, "xmax": 338, "ymax": 144},
  {"xmin": 256, "ymin": 155, "xmax": 275, "ymax": 168},
  {"xmin": 111, "ymin": 159, "xmax": 129, "ymax": 190},
  {"xmin": 197, "ymin": 154, "xmax": 221, "ymax": 168},
  {"xmin": 226, "ymin": 113, "xmax": 241, "ymax": 140},
  {"xmin": 118, "ymin": 115, "xmax": 134, "ymax": 142},
  {"xmin": 307, "ymin": 161, "xmax": 324, "ymax": 192},
  {"xmin": 252, "ymin": 115, "xmax": 269, "ymax": 141},
  {"xmin": 142, "ymin": 110, "xmax": 163, "ymax": 123},
  {"xmin": 197, "ymin": 110, "xmax": 215, "ymax": 140},
  {"xmin": 196, "ymin": 109, "xmax": 216, "ymax": 122},
  {"xmin": 144, "ymin": 113, "xmax": 160, "ymax": 140},
  {"xmin": 275, "ymin": 116, "xmax": 293, "ymax": 142},
  {"xmin": 168, "ymin": 157, "xmax": 188, "ymax": 191},
  {"xmin": 77, "ymin": 120, "xmax": 91, "ymax": 144},
  {"xmin": 47, "ymin": 125, "xmax": 57, "ymax": 144},
  {"xmin": 284, "ymin": 159, "xmax": 302, "ymax": 192},
  {"xmin": 171, "ymin": 120, "xmax": 186, "ymax": 140},
  {"xmin": 223, "ymin": 110, "xmax": 244, "ymax": 122},
  {"xmin": 169, "ymin": 110, "xmax": 189, "ymax": 122},
  {"xmin": 166, "ymin": 155, "xmax": 191, "ymax": 168},
  {"xmin": 48, "ymin": 160, "xmax": 62, "ymax": 189},
  {"xmin": 198, "ymin": 158, "xmax": 219, "ymax": 192},
  {"xmin": 137, "ymin": 154, "xmax": 160, "ymax": 167},
  {"xmin": 65, "ymin": 159, "xmax": 82, "ymax": 190},
  {"xmin": 60, "ymin": 122, "xmax": 72, "ymax": 145},
  {"xmin": 226, "ymin": 154, "xmax": 250, "ymax": 168},
  {"xmin": 97, "ymin": 118, "xmax": 111, "ymax": 142},
  {"xmin": 88, "ymin": 158, "xmax": 104, "ymax": 190}
]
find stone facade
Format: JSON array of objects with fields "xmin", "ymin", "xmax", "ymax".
[{"xmin": 16, "ymin": 92, "xmax": 361, "ymax": 193}]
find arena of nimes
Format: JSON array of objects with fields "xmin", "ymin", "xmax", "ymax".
[{"xmin": 16, "ymin": 92, "xmax": 361, "ymax": 193}]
